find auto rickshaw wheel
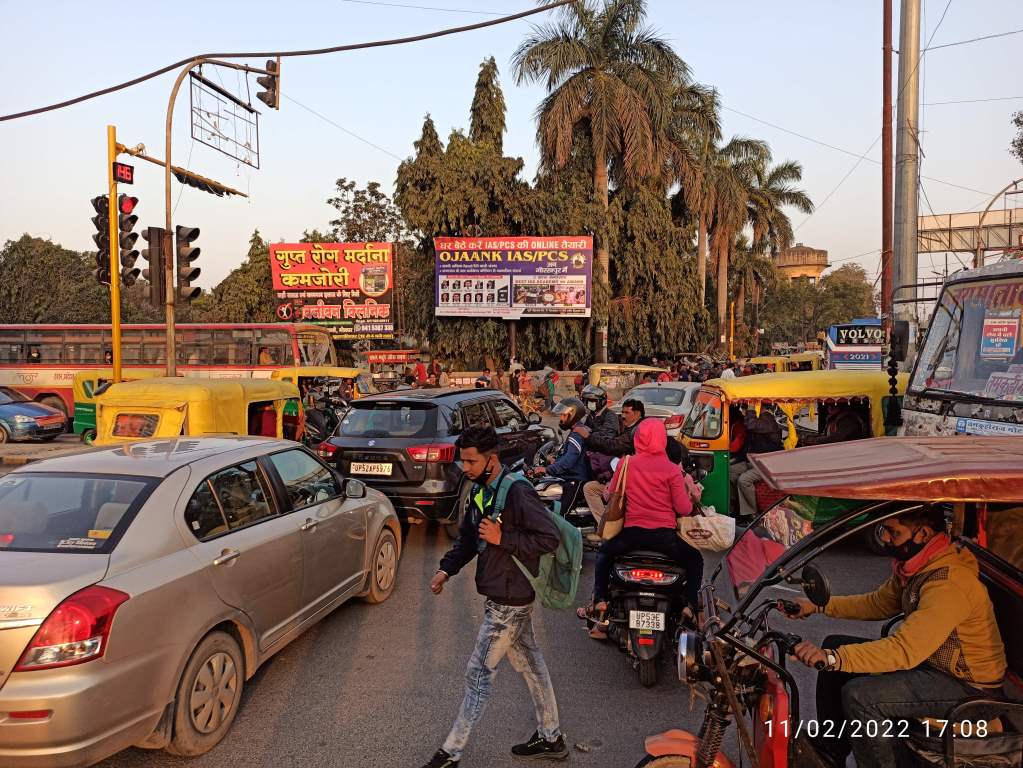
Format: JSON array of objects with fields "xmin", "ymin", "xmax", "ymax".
[{"xmin": 81, "ymin": 429, "xmax": 97, "ymax": 445}]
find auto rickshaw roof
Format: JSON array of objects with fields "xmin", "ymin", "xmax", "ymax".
[
  {"xmin": 750, "ymin": 436, "xmax": 1023, "ymax": 502},
  {"xmin": 271, "ymin": 366, "xmax": 363, "ymax": 379},
  {"xmin": 703, "ymin": 369, "xmax": 907, "ymax": 401},
  {"xmin": 95, "ymin": 376, "xmax": 300, "ymax": 407}
]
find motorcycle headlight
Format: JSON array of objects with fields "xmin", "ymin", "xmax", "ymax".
[{"xmin": 677, "ymin": 630, "xmax": 703, "ymax": 684}]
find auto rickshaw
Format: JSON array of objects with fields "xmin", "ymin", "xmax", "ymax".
[
  {"xmin": 270, "ymin": 366, "xmax": 375, "ymax": 401},
  {"xmin": 72, "ymin": 369, "xmax": 163, "ymax": 444},
  {"xmin": 587, "ymin": 363, "xmax": 668, "ymax": 406},
  {"xmin": 747, "ymin": 355, "xmax": 790, "ymax": 374},
  {"xmin": 682, "ymin": 370, "xmax": 908, "ymax": 518},
  {"xmin": 93, "ymin": 377, "xmax": 304, "ymax": 446},
  {"xmin": 639, "ymin": 436, "xmax": 1023, "ymax": 768},
  {"xmin": 747, "ymin": 351, "xmax": 824, "ymax": 374}
]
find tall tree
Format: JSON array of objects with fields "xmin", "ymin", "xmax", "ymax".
[
  {"xmin": 513, "ymin": 0, "xmax": 685, "ymax": 361},
  {"xmin": 470, "ymin": 57, "xmax": 506, "ymax": 153},
  {"xmin": 326, "ymin": 178, "xmax": 409, "ymax": 243},
  {"xmin": 1012, "ymin": 111, "xmax": 1023, "ymax": 165},
  {"xmin": 747, "ymin": 160, "xmax": 814, "ymax": 255}
]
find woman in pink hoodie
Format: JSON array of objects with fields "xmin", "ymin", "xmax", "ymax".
[{"xmin": 588, "ymin": 418, "xmax": 704, "ymax": 630}]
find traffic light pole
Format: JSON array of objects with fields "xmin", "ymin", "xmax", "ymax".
[{"xmin": 106, "ymin": 125, "xmax": 124, "ymax": 383}]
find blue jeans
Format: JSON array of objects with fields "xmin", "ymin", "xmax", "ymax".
[
  {"xmin": 443, "ymin": 600, "xmax": 561, "ymax": 760},
  {"xmin": 815, "ymin": 634, "xmax": 992, "ymax": 767}
]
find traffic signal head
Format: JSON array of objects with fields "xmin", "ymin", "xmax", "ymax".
[
  {"xmin": 115, "ymin": 194, "xmax": 140, "ymax": 285},
  {"xmin": 256, "ymin": 59, "xmax": 280, "ymax": 110},
  {"xmin": 175, "ymin": 225, "xmax": 201, "ymax": 302},
  {"xmin": 141, "ymin": 227, "xmax": 166, "ymax": 309},
  {"xmin": 91, "ymin": 195, "xmax": 110, "ymax": 286}
]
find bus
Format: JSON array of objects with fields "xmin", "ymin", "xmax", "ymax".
[
  {"xmin": 902, "ymin": 259, "xmax": 1023, "ymax": 437},
  {"xmin": 825, "ymin": 318, "xmax": 884, "ymax": 370},
  {"xmin": 0, "ymin": 323, "xmax": 336, "ymax": 419}
]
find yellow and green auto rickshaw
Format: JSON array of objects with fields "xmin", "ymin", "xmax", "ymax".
[
  {"xmin": 72, "ymin": 369, "xmax": 163, "ymax": 444},
  {"xmin": 586, "ymin": 363, "xmax": 669, "ymax": 406},
  {"xmin": 270, "ymin": 366, "xmax": 375, "ymax": 403},
  {"xmin": 93, "ymin": 377, "xmax": 304, "ymax": 446},
  {"xmin": 682, "ymin": 370, "xmax": 907, "ymax": 517}
]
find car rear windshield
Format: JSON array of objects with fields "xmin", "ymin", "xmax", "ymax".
[
  {"xmin": 628, "ymin": 387, "xmax": 688, "ymax": 407},
  {"xmin": 0, "ymin": 473, "xmax": 156, "ymax": 553},
  {"xmin": 339, "ymin": 401, "xmax": 438, "ymax": 438}
]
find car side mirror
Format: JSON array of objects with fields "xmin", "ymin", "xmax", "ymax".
[
  {"xmin": 890, "ymin": 320, "xmax": 910, "ymax": 363},
  {"xmin": 801, "ymin": 563, "xmax": 832, "ymax": 607},
  {"xmin": 344, "ymin": 478, "xmax": 367, "ymax": 499},
  {"xmin": 527, "ymin": 411, "xmax": 542, "ymax": 426}
]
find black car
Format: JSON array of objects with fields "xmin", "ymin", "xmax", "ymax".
[{"xmin": 319, "ymin": 388, "xmax": 551, "ymax": 536}]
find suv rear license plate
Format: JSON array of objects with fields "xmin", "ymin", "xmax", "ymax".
[
  {"xmin": 629, "ymin": 610, "xmax": 665, "ymax": 631},
  {"xmin": 350, "ymin": 462, "xmax": 392, "ymax": 476}
]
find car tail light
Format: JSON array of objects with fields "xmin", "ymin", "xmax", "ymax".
[
  {"xmin": 664, "ymin": 414, "xmax": 684, "ymax": 429},
  {"xmin": 15, "ymin": 586, "xmax": 129, "ymax": 671},
  {"xmin": 407, "ymin": 444, "xmax": 455, "ymax": 462},
  {"xmin": 8, "ymin": 710, "xmax": 52, "ymax": 720},
  {"xmin": 0, "ymin": 533, "xmax": 13, "ymax": 547},
  {"xmin": 317, "ymin": 442, "xmax": 338, "ymax": 459},
  {"xmin": 616, "ymin": 567, "xmax": 679, "ymax": 585}
]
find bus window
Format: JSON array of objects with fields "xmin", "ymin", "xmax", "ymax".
[
  {"xmin": 141, "ymin": 330, "xmax": 166, "ymax": 364},
  {"xmin": 64, "ymin": 329, "xmax": 105, "ymax": 364},
  {"xmin": 178, "ymin": 330, "xmax": 212, "ymax": 366},
  {"xmin": 25, "ymin": 330, "xmax": 63, "ymax": 363},
  {"xmin": 297, "ymin": 331, "xmax": 332, "ymax": 366},
  {"xmin": 119, "ymin": 330, "xmax": 144, "ymax": 365},
  {"xmin": 255, "ymin": 329, "xmax": 291, "ymax": 366},
  {"xmin": 0, "ymin": 330, "xmax": 26, "ymax": 363}
]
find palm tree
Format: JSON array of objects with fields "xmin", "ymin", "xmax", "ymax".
[
  {"xmin": 730, "ymin": 236, "xmax": 777, "ymax": 329},
  {"xmin": 747, "ymin": 160, "xmax": 814, "ymax": 256},
  {"xmin": 513, "ymin": 0, "xmax": 685, "ymax": 361},
  {"xmin": 664, "ymin": 83, "xmax": 720, "ymax": 306}
]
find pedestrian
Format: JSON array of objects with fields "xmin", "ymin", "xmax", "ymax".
[
  {"xmin": 415, "ymin": 358, "xmax": 429, "ymax": 385},
  {"xmin": 541, "ymin": 365, "xmax": 556, "ymax": 411},
  {"xmin": 438, "ymin": 366, "xmax": 450, "ymax": 388},
  {"xmin": 492, "ymin": 368, "xmax": 506, "ymax": 392},
  {"xmin": 422, "ymin": 426, "xmax": 567, "ymax": 768},
  {"xmin": 720, "ymin": 361, "xmax": 736, "ymax": 380}
]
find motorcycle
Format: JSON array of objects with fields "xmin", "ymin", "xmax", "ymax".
[
  {"xmin": 303, "ymin": 390, "xmax": 348, "ymax": 447},
  {"xmin": 637, "ymin": 436, "xmax": 1023, "ymax": 768},
  {"xmin": 527, "ymin": 432, "xmax": 599, "ymax": 534}
]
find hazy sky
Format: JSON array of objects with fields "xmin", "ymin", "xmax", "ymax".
[{"xmin": 2, "ymin": 0, "xmax": 1020, "ymax": 292}]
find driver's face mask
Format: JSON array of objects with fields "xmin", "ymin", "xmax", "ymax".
[{"xmin": 586, "ymin": 401, "xmax": 597, "ymax": 413}]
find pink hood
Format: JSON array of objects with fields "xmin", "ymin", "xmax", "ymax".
[{"xmin": 634, "ymin": 417, "xmax": 668, "ymax": 455}]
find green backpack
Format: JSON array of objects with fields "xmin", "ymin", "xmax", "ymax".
[{"xmin": 488, "ymin": 472, "xmax": 583, "ymax": 610}]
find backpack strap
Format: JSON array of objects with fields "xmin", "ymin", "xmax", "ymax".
[{"xmin": 493, "ymin": 471, "xmax": 529, "ymax": 519}]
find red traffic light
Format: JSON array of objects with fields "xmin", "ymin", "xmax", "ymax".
[{"xmin": 118, "ymin": 194, "xmax": 138, "ymax": 215}]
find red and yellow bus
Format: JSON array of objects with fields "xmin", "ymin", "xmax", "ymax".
[{"xmin": 0, "ymin": 323, "xmax": 336, "ymax": 419}]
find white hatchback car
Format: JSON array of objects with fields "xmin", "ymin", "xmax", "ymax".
[{"xmin": 0, "ymin": 437, "xmax": 401, "ymax": 767}]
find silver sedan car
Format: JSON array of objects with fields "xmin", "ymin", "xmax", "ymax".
[
  {"xmin": 0, "ymin": 437, "xmax": 402, "ymax": 767},
  {"xmin": 613, "ymin": 381, "xmax": 702, "ymax": 437}
]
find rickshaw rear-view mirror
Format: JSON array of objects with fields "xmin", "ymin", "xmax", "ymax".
[{"xmin": 801, "ymin": 563, "xmax": 832, "ymax": 607}]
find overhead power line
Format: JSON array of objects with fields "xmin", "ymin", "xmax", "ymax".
[
  {"xmin": 924, "ymin": 95, "xmax": 1023, "ymax": 106},
  {"xmin": 925, "ymin": 27, "xmax": 1023, "ymax": 51},
  {"xmin": 0, "ymin": 0, "xmax": 572, "ymax": 122},
  {"xmin": 284, "ymin": 94, "xmax": 404, "ymax": 160},
  {"xmin": 339, "ymin": 0, "xmax": 509, "ymax": 14}
]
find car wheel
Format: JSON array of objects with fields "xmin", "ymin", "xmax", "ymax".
[
  {"xmin": 0, "ymin": 426, "xmax": 8, "ymax": 444},
  {"xmin": 363, "ymin": 529, "xmax": 399, "ymax": 604},
  {"xmin": 445, "ymin": 482, "xmax": 471, "ymax": 540},
  {"xmin": 165, "ymin": 631, "xmax": 244, "ymax": 757}
]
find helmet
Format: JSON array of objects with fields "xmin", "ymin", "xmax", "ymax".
[
  {"xmin": 580, "ymin": 384, "xmax": 608, "ymax": 413},
  {"xmin": 552, "ymin": 397, "xmax": 586, "ymax": 430}
]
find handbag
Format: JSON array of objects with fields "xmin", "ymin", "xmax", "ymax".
[
  {"xmin": 598, "ymin": 456, "xmax": 629, "ymax": 540},
  {"xmin": 677, "ymin": 506, "xmax": 735, "ymax": 551}
]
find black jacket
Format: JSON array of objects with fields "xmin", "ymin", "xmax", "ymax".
[
  {"xmin": 745, "ymin": 410, "xmax": 783, "ymax": 453},
  {"xmin": 586, "ymin": 409, "xmax": 638, "ymax": 457},
  {"xmin": 439, "ymin": 475, "xmax": 560, "ymax": 605}
]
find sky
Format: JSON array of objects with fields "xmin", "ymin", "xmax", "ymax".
[{"xmin": 1, "ymin": 0, "xmax": 1021, "ymax": 292}]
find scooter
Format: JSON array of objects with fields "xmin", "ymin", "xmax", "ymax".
[
  {"xmin": 583, "ymin": 550, "xmax": 690, "ymax": 688},
  {"xmin": 303, "ymin": 392, "xmax": 348, "ymax": 447},
  {"xmin": 527, "ymin": 433, "xmax": 598, "ymax": 534}
]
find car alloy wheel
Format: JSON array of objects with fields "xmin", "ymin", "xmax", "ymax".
[{"xmin": 190, "ymin": 651, "xmax": 239, "ymax": 734}]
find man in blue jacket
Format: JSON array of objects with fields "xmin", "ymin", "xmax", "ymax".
[
  {"xmin": 533, "ymin": 397, "xmax": 589, "ymax": 514},
  {"xmin": 422, "ymin": 426, "xmax": 566, "ymax": 768}
]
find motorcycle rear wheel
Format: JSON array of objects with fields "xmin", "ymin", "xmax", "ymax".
[{"xmin": 638, "ymin": 657, "xmax": 658, "ymax": 687}]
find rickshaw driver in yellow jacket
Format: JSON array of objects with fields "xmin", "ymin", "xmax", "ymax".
[{"xmin": 790, "ymin": 506, "xmax": 1007, "ymax": 767}]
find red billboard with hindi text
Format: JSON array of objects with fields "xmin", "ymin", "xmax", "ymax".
[{"xmin": 270, "ymin": 242, "xmax": 394, "ymax": 340}]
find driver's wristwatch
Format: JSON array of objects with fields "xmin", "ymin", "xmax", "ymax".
[{"xmin": 825, "ymin": 652, "xmax": 838, "ymax": 671}]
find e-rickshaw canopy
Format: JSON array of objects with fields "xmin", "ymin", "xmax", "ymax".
[{"xmin": 751, "ymin": 435, "xmax": 1023, "ymax": 503}]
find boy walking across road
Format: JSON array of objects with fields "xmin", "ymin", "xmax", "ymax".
[{"xmin": 421, "ymin": 426, "xmax": 568, "ymax": 768}]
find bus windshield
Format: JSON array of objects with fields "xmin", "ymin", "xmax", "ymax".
[{"xmin": 910, "ymin": 276, "xmax": 1023, "ymax": 402}]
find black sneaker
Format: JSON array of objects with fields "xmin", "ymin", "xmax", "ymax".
[
  {"xmin": 511, "ymin": 731, "xmax": 569, "ymax": 760},
  {"xmin": 421, "ymin": 749, "xmax": 459, "ymax": 768}
]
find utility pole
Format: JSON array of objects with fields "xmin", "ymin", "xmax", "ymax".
[
  {"xmin": 892, "ymin": 0, "xmax": 921, "ymax": 357},
  {"xmin": 106, "ymin": 125, "xmax": 124, "ymax": 383},
  {"xmin": 881, "ymin": 0, "xmax": 894, "ymax": 329}
]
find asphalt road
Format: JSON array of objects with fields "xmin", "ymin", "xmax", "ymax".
[{"xmin": 91, "ymin": 521, "xmax": 891, "ymax": 768}]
